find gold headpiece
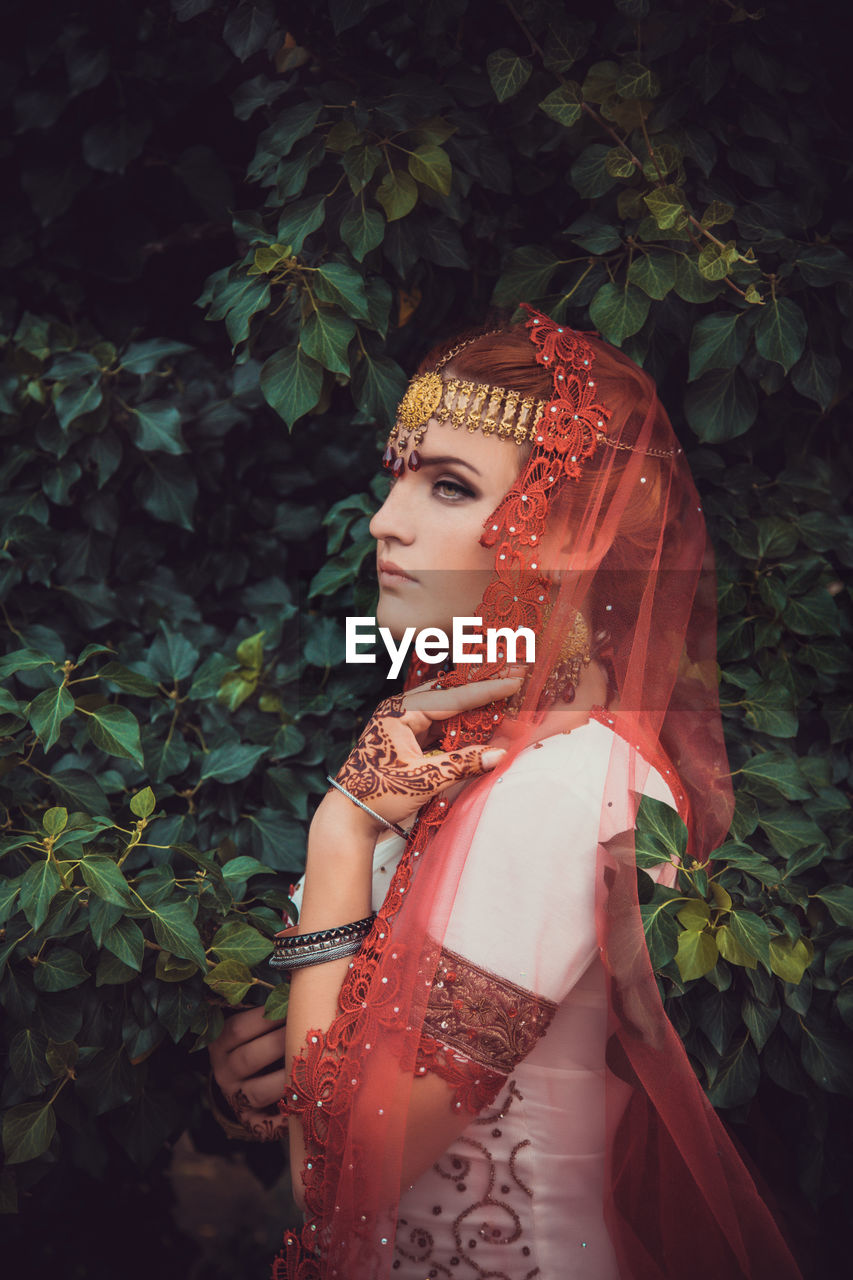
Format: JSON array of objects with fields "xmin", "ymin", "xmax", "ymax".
[
  {"xmin": 383, "ymin": 333, "xmax": 551, "ymax": 474},
  {"xmin": 382, "ymin": 327, "xmax": 681, "ymax": 477}
]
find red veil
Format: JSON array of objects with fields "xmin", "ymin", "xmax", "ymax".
[{"xmin": 274, "ymin": 310, "xmax": 803, "ymax": 1278}]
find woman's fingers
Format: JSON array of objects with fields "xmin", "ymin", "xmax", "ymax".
[
  {"xmin": 428, "ymin": 744, "xmax": 507, "ymax": 793},
  {"xmin": 223, "ymin": 1024, "xmax": 287, "ymax": 1085},
  {"xmin": 229, "ymin": 1066, "xmax": 289, "ymax": 1112},
  {"xmin": 213, "ymin": 1004, "xmax": 284, "ymax": 1053},
  {"xmin": 402, "ymin": 675, "xmax": 523, "ymax": 726}
]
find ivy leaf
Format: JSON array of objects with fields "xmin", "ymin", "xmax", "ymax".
[
  {"xmin": 129, "ymin": 401, "xmax": 186, "ymax": 455},
  {"xmin": 768, "ymin": 935, "xmax": 813, "ymax": 984},
  {"xmin": 759, "ymin": 811, "xmax": 825, "ymax": 861},
  {"xmin": 134, "ymin": 455, "xmax": 198, "ymax": 531},
  {"xmin": 340, "ymin": 204, "xmax": 385, "ymax": 262},
  {"xmin": 199, "ymin": 742, "xmax": 268, "ymax": 783},
  {"xmin": 589, "ymin": 282, "xmax": 650, "ymax": 345},
  {"xmin": 707, "ymin": 1035, "xmax": 760, "ymax": 1109},
  {"xmin": 209, "ymin": 920, "xmax": 273, "ymax": 965},
  {"xmin": 755, "ymin": 297, "xmax": 807, "ymax": 373},
  {"xmin": 222, "ymin": 0, "xmax": 275, "ymax": 61},
  {"xmin": 120, "ymin": 338, "xmax": 193, "ymax": 376},
  {"xmin": 539, "ymin": 83, "xmax": 583, "ymax": 127},
  {"xmin": 146, "ymin": 901, "xmax": 207, "ymax": 970},
  {"xmin": 640, "ymin": 898, "xmax": 680, "ymax": 968},
  {"xmin": 20, "ymin": 859, "xmax": 62, "ymax": 931},
  {"xmin": 795, "ymin": 245, "xmax": 853, "ymax": 287},
  {"xmin": 33, "ymin": 946, "xmax": 89, "ymax": 992},
  {"xmin": 81, "ymin": 855, "xmax": 133, "ymax": 907},
  {"xmin": 616, "ymin": 60, "xmax": 660, "ymax": 99},
  {"xmin": 741, "ymin": 679, "xmax": 798, "ymax": 737},
  {"xmin": 264, "ymin": 986, "xmax": 289, "ymax": 1019},
  {"xmin": 54, "ymin": 379, "xmax": 104, "ymax": 431},
  {"xmin": 492, "ymin": 246, "xmax": 560, "ymax": 306},
  {"xmin": 716, "ymin": 923, "xmax": 758, "ymax": 969},
  {"xmin": 799, "ymin": 1023, "xmax": 853, "ymax": 1095},
  {"xmin": 0, "ymin": 648, "xmax": 55, "ymax": 679},
  {"xmin": 741, "ymin": 991, "xmax": 780, "ymax": 1051},
  {"xmin": 688, "ymin": 313, "xmax": 750, "ymax": 381},
  {"xmin": 739, "ymin": 751, "xmax": 811, "ymax": 801},
  {"xmin": 2, "ymin": 1099, "xmax": 57, "ymax": 1165},
  {"xmin": 790, "ymin": 351, "xmax": 841, "ymax": 411},
  {"xmin": 634, "ymin": 795, "xmax": 688, "ymax": 867},
  {"xmin": 627, "ymin": 251, "xmax": 676, "ymax": 300},
  {"xmin": 814, "ymin": 885, "xmax": 853, "ymax": 927},
  {"xmin": 300, "ymin": 311, "xmax": 356, "ymax": 377},
  {"xmin": 675, "ymin": 927, "xmax": 718, "ymax": 982},
  {"xmin": 275, "ymin": 195, "xmax": 326, "ymax": 254},
  {"xmin": 9, "ymin": 1029, "xmax": 52, "ymax": 1093},
  {"xmin": 784, "ymin": 588, "xmax": 840, "ymax": 637},
  {"xmin": 260, "ymin": 347, "xmax": 323, "ymax": 428},
  {"xmin": 684, "ymin": 368, "xmax": 757, "ymax": 442},
  {"xmin": 203, "ymin": 958, "xmax": 255, "ymax": 1004},
  {"xmin": 571, "ymin": 144, "xmax": 618, "ymax": 198},
  {"xmin": 342, "ymin": 143, "xmax": 382, "ymax": 193},
  {"xmin": 643, "ymin": 185, "xmax": 688, "ymax": 231},
  {"xmin": 130, "ymin": 787, "xmax": 156, "ymax": 819},
  {"xmin": 375, "ymin": 169, "xmax": 418, "ymax": 222},
  {"xmin": 313, "ymin": 263, "xmax": 370, "ymax": 321},
  {"xmin": 677, "ymin": 900, "xmax": 711, "ymax": 931},
  {"xmin": 29, "ymin": 685, "xmax": 75, "ymax": 752},
  {"xmin": 486, "ymin": 49, "xmax": 532, "ymax": 102},
  {"xmin": 352, "ymin": 351, "xmax": 407, "ymax": 423},
  {"xmin": 728, "ymin": 910, "xmax": 771, "ymax": 967},
  {"xmin": 85, "ymin": 706, "xmax": 144, "ymax": 764},
  {"xmin": 103, "ymin": 917, "xmax": 145, "ymax": 972},
  {"xmin": 98, "ymin": 662, "xmax": 160, "ymax": 697},
  {"xmin": 408, "ymin": 145, "xmax": 452, "ymax": 196}
]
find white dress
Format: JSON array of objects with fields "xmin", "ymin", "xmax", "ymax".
[{"xmin": 292, "ymin": 720, "xmax": 678, "ymax": 1280}]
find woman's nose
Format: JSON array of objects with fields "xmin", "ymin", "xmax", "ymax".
[{"xmin": 369, "ymin": 478, "xmax": 414, "ymax": 544}]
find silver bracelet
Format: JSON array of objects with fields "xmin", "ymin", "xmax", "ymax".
[
  {"xmin": 270, "ymin": 914, "xmax": 376, "ymax": 971},
  {"xmin": 269, "ymin": 937, "xmax": 366, "ymax": 971},
  {"xmin": 325, "ymin": 775, "xmax": 408, "ymax": 839}
]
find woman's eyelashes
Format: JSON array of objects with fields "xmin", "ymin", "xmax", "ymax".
[
  {"xmin": 380, "ymin": 470, "xmax": 476, "ymax": 501},
  {"xmin": 433, "ymin": 476, "xmax": 476, "ymax": 500}
]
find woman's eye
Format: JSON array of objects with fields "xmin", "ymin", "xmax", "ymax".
[{"xmin": 434, "ymin": 478, "xmax": 474, "ymax": 500}]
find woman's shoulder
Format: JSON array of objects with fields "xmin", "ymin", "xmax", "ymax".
[{"xmin": 497, "ymin": 711, "xmax": 677, "ymax": 812}]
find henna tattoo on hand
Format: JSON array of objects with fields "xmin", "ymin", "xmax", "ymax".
[
  {"xmin": 226, "ymin": 1087, "xmax": 287, "ymax": 1142},
  {"xmin": 334, "ymin": 694, "xmax": 489, "ymax": 814}
]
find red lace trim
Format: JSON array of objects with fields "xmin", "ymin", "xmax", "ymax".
[{"xmin": 273, "ymin": 797, "xmax": 455, "ymax": 1279}]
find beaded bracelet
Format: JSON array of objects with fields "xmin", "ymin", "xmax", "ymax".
[{"xmin": 269, "ymin": 913, "xmax": 376, "ymax": 971}]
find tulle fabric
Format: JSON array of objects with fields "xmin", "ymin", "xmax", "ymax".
[{"xmin": 274, "ymin": 313, "xmax": 803, "ymax": 1278}]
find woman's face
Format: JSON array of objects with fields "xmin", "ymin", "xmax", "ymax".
[{"xmin": 369, "ymin": 415, "xmax": 524, "ymax": 642}]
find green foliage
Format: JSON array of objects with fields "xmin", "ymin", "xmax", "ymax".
[{"xmin": 1, "ymin": 0, "xmax": 851, "ymax": 1258}]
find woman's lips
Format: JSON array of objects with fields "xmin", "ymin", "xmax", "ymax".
[{"xmin": 378, "ymin": 559, "xmax": 418, "ymax": 586}]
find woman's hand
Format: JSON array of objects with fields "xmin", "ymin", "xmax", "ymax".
[
  {"xmin": 326, "ymin": 675, "xmax": 524, "ymax": 835},
  {"xmin": 208, "ymin": 1005, "xmax": 288, "ymax": 1141}
]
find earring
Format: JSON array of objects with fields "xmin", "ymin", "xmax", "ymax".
[{"xmin": 541, "ymin": 609, "xmax": 591, "ymax": 705}]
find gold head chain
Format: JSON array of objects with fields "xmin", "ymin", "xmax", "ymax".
[{"xmin": 382, "ymin": 331, "xmax": 680, "ymax": 475}]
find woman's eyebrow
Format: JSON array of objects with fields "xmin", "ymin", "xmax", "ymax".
[{"xmin": 415, "ymin": 454, "xmax": 482, "ymax": 477}]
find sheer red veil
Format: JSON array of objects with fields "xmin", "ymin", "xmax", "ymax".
[{"xmin": 274, "ymin": 309, "xmax": 804, "ymax": 1279}]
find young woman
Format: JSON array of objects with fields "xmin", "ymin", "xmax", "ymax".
[{"xmin": 209, "ymin": 308, "xmax": 803, "ymax": 1279}]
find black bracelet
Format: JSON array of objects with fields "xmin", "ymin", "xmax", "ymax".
[{"xmin": 269, "ymin": 913, "xmax": 376, "ymax": 970}]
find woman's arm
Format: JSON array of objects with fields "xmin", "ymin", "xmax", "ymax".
[{"xmin": 283, "ymin": 676, "xmax": 522, "ymax": 1207}]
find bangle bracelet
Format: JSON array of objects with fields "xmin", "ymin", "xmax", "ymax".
[
  {"xmin": 325, "ymin": 775, "xmax": 408, "ymax": 839},
  {"xmin": 269, "ymin": 937, "xmax": 366, "ymax": 971},
  {"xmin": 270, "ymin": 913, "xmax": 376, "ymax": 970}
]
